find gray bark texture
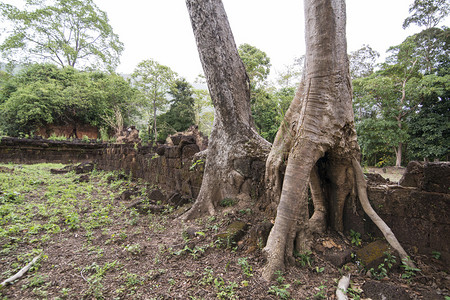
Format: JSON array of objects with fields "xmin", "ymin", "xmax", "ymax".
[
  {"xmin": 182, "ymin": 0, "xmax": 270, "ymax": 220},
  {"xmin": 262, "ymin": 0, "xmax": 360, "ymax": 279},
  {"xmin": 262, "ymin": 0, "xmax": 412, "ymax": 280}
]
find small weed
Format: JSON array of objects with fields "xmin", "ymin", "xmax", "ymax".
[
  {"xmin": 369, "ymin": 252, "xmax": 396, "ymax": 280},
  {"xmin": 315, "ymin": 266, "xmax": 324, "ymax": 273},
  {"xmin": 295, "ymin": 249, "xmax": 313, "ymax": 268},
  {"xmin": 268, "ymin": 284, "xmax": 291, "ymax": 299},
  {"xmin": 124, "ymin": 272, "xmax": 144, "ymax": 287},
  {"xmin": 314, "ymin": 281, "xmax": 327, "ymax": 299},
  {"xmin": 183, "ymin": 270, "xmax": 195, "ymax": 277},
  {"xmin": 173, "ymin": 245, "xmax": 206, "ymax": 259},
  {"xmin": 347, "ymin": 286, "xmax": 362, "ymax": 300},
  {"xmin": 64, "ymin": 212, "xmax": 80, "ymax": 230},
  {"xmin": 199, "ymin": 267, "xmax": 215, "ymax": 286},
  {"xmin": 432, "ymin": 251, "xmax": 441, "ymax": 260},
  {"xmin": 189, "ymin": 159, "xmax": 204, "ymax": 171},
  {"xmin": 401, "ymin": 257, "xmax": 421, "ymax": 282},
  {"xmin": 350, "ymin": 229, "xmax": 362, "ymax": 247},
  {"xmin": 214, "ymin": 277, "xmax": 238, "ymax": 300},
  {"xmin": 219, "ymin": 198, "xmax": 236, "ymax": 207},
  {"xmin": 124, "ymin": 243, "xmax": 142, "ymax": 255},
  {"xmin": 237, "ymin": 257, "xmax": 253, "ymax": 277},
  {"xmin": 274, "ymin": 270, "xmax": 285, "ymax": 285}
]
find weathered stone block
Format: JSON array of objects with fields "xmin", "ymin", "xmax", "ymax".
[
  {"xmin": 170, "ymin": 134, "xmax": 195, "ymax": 146},
  {"xmin": 355, "ymin": 240, "xmax": 390, "ymax": 269},
  {"xmin": 165, "ymin": 146, "xmax": 181, "ymax": 159},
  {"xmin": 215, "ymin": 221, "xmax": 248, "ymax": 246},
  {"xmin": 423, "ymin": 162, "xmax": 450, "ymax": 194},
  {"xmin": 182, "ymin": 144, "xmax": 200, "ymax": 159}
]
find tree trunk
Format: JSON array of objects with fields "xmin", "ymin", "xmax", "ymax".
[
  {"xmin": 263, "ymin": 0, "xmax": 360, "ymax": 280},
  {"xmin": 263, "ymin": 0, "xmax": 413, "ymax": 280},
  {"xmin": 182, "ymin": 0, "xmax": 270, "ymax": 220},
  {"xmin": 395, "ymin": 142, "xmax": 402, "ymax": 167},
  {"xmin": 153, "ymin": 95, "xmax": 157, "ymax": 141}
]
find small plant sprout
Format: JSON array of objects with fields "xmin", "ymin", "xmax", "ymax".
[
  {"xmin": 237, "ymin": 257, "xmax": 253, "ymax": 277},
  {"xmin": 401, "ymin": 257, "xmax": 421, "ymax": 282},
  {"xmin": 432, "ymin": 251, "xmax": 441, "ymax": 260},
  {"xmin": 349, "ymin": 229, "xmax": 362, "ymax": 247},
  {"xmin": 295, "ymin": 249, "xmax": 313, "ymax": 268}
]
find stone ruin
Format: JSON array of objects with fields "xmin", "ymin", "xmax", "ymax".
[{"xmin": 115, "ymin": 126, "xmax": 141, "ymax": 144}]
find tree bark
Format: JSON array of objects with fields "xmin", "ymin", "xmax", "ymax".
[
  {"xmin": 263, "ymin": 0, "xmax": 360, "ymax": 280},
  {"xmin": 182, "ymin": 0, "xmax": 270, "ymax": 220}
]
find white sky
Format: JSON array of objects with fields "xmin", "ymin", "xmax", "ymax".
[{"xmin": 3, "ymin": 0, "xmax": 450, "ymax": 82}]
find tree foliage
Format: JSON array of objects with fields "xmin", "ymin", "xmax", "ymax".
[
  {"xmin": 0, "ymin": 0, "xmax": 123, "ymax": 71},
  {"xmin": 157, "ymin": 78, "xmax": 196, "ymax": 140},
  {"xmin": 0, "ymin": 63, "xmax": 137, "ymax": 137},
  {"xmin": 353, "ymin": 24, "xmax": 449, "ymax": 164},
  {"xmin": 238, "ymin": 43, "xmax": 271, "ymax": 89},
  {"xmin": 349, "ymin": 44, "xmax": 380, "ymax": 79},
  {"xmin": 192, "ymin": 75, "xmax": 214, "ymax": 136},
  {"xmin": 403, "ymin": 0, "xmax": 450, "ymax": 29},
  {"xmin": 131, "ymin": 59, "xmax": 177, "ymax": 142}
]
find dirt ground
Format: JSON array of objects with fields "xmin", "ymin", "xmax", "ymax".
[{"xmin": 0, "ymin": 164, "xmax": 448, "ymax": 299}]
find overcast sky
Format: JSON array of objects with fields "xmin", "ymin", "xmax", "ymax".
[{"xmin": 3, "ymin": 0, "xmax": 449, "ymax": 81}]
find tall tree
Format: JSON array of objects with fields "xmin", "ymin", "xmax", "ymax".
[
  {"xmin": 238, "ymin": 43, "xmax": 271, "ymax": 90},
  {"xmin": 182, "ymin": 0, "xmax": 270, "ymax": 219},
  {"xmin": 349, "ymin": 44, "xmax": 380, "ymax": 79},
  {"xmin": 403, "ymin": 0, "xmax": 450, "ymax": 29},
  {"xmin": 238, "ymin": 43, "xmax": 279, "ymax": 142},
  {"xmin": 0, "ymin": 0, "xmax": 123, "ymax": 71},
  {"xmin": 157, "ymin": 78, "xmax": 196, "ymax": 140},
  {"xmin": 407, "ymin": 74, "xmax": 450, "ymax": 160},
  {"xmin": 192, "ymin": 75, "xmax": 214, "ymax": 136},
  {"xmin": 131, "ymin": 59, "xmax": 176, "ymax": 142},
  {"xmin": 263, "ymin": 0, "xmax": 412, "ymax": 279}
]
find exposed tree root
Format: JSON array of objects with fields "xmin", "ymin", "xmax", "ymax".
[
  {"xmin": 336, "ymin": 274, "xmax": 350, "ymax": 300},
  {"xmin": 352, "ymin": 158, "xmax": 415, "ymax": 268},
  {"xmin": 1, "ymin": 253, "xmax": 42, "ymax": 287}
]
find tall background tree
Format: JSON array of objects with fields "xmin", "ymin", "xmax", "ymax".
[
  {"xmin": 353, "ymin": 0, "xmax": 449, "ymax": 165},
  {"xmin": 0, "ymin": 0, "xmax": 123, "ymax": 71},
  {"xmin": 157, "ymin": 78, "xmax": 196, "ymax": 140},
  {"xmin": 131, "ymin": 59, "xmax": 177, "ymax": 142},
  {"xmin": 192, "ymin": 75, "xmax": 214, "ymax": 136}
]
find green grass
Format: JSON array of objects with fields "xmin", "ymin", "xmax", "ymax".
[{"xmin": 0, "ymin": 163, "xmax": 146, "ymax": 297}]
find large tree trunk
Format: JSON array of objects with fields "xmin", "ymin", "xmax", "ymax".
[
  {"xmin": 263, "ymin": 0, "xmax": 360, "ymax": 279},
  {"xmin": 182, "ymin": 0, "xmax": 270, "ymax": 219},
  {"xmin": 263, "ymin": 0, "xmax": 413, "ymax": 280}
]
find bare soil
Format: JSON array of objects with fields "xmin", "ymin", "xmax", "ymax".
[
  {"xmin": 0, "ymin": 164, "xmax": 448, "ymax": 299},
  {"xmin": 367, "ymin": 166, "xmax": 406, "ymax": 183}
]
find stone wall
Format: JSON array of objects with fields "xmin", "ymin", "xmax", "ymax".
[
  {"xmin": 0, "ymin": 137, "xmax": 104, "ymax": 164},
  {"xmin": 0, "ymin": 136, "xmax": 203, "ymax": 199},
  {"xmin": 95, "ymin": 138, "xmax": 204, "ymax": 199},
  {"xmin": 345, "ymin": 162, "xmax": 450, "ymax": 264}
]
